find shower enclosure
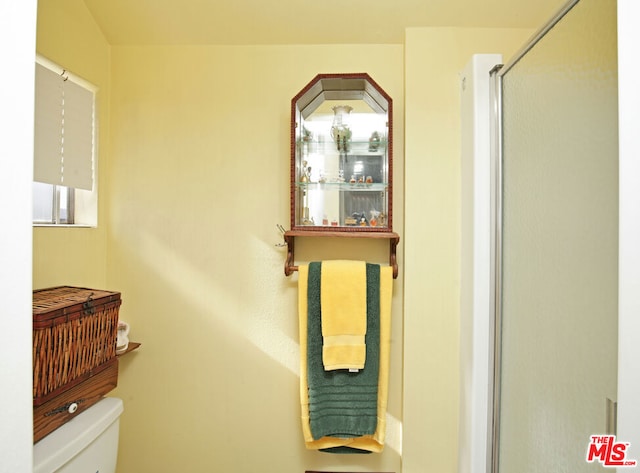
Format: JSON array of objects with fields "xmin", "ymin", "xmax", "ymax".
[{"xmin": 491, "ymin": 0, "xmax": 619, "ymax": 471}]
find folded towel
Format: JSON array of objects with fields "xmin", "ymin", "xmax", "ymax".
[
  {"xmin": 298, "ymin": 262, "xmax": 393, "ymax": 453},
  {"xmin": 310, "ymin": 261, "xmax": 379, "ymax": 438},
  {"xmin": 321, "ymin": 260, "xmax": 367, "ymax": 371}
]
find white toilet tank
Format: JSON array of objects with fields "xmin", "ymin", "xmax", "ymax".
[{"xmin": 33, "ymin": 397, "xmax": 124, "ymax": 473}]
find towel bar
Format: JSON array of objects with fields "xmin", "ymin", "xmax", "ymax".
[{"xmin": 283, "ymin": 230, "xmax": 400, "ymax": 279}]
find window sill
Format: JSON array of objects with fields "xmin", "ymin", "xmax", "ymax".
[{"xmin": 33, "ymin": 223, "xmax": 96, "ymax": 228}]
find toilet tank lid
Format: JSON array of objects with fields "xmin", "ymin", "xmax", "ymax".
[{"xmin": 34, "ymin": 397, "xmax": 124, "ymax": 473}]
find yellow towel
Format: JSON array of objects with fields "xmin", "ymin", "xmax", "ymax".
[
  {"xmin": 320, "ymin": 260, "xmax": 367, "ymax": 371},
  {"xmin": 298, "ymin": 264, "xmax": 393, "ymax": 452}
]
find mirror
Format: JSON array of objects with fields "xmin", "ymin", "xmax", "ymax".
[{"xmin": 290, "ymin": 73, "xmax": 393, "ymax": 232}]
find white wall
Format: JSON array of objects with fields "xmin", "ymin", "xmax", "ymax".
[
  {"xmin": 459, "ymin": 53, "xmax": 502, "ymax": 473},
  {"xmin": 617, "ymin": 0, "xmax": 640, "ymax": 466},
  {"xmin": 0, "ymin": 1, "xmax": 37, "ymax": 472}
]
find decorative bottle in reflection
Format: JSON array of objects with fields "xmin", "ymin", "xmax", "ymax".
[{"xmin": 330, "ymin": 105, "xmax": 352, "ymax": 152}]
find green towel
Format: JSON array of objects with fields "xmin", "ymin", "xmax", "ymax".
[{"xmin": 307, "ymin": 261, "xmax": 380, "ymax": 441}]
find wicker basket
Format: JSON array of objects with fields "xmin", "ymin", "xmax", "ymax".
[{"xmin": 32, "ymin": 286, "xmax": 121, "ymax": 406}]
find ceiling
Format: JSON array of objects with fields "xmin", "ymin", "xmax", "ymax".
[{"xmin": 83, "ymin": 0, "xmax": 567, "ymax": 45}]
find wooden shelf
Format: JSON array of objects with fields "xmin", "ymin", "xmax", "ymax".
[
  {"xmin": 117, "ymin": 342, "xmax": 141, "ymax": 357},
  {"xmin": 283, "ymin": 230, "xmax": 400, "ymax": 279}
]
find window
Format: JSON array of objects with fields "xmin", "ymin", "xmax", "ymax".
[
  {"xmin": 33, "ymin": 56, "xmax": 97, "ymax": 226},
  {"xmin": 32, "ymin": 182, "xmax": 74, "ymax": 224}
]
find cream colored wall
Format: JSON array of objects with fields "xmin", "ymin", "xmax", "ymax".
[
  {"xmin": 107, "ymin": 45, "xmax": 404, "ymax": 473},
  {"xmin": 403, "ymin": 27, "xmax": 533, "ymax": 473},
  {"xmin": 33, "ymin": 0, "xmax": 111, "ymax": 290},
  {"xmin": 33, "ymin": 1, "xmax": 535, "ymax": 470}
]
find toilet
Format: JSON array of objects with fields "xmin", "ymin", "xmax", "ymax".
[{"xmin": 33, "ymin": 397, "xmax": 124, "ymax": 473}]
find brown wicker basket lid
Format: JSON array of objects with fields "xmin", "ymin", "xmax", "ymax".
[{"xmin": 33, "ymin": 286, "xmax": 121, "ymax": 323}]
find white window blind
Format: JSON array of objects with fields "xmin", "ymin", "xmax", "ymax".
[{"xmin": 34, "ymin": 60, "xmax": 95, "ymax": 191}]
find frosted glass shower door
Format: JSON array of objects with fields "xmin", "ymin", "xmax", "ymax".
[{"xmin": 494, "ymin": 0, "xmax": 618, "ymax": 471}]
